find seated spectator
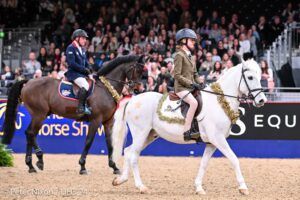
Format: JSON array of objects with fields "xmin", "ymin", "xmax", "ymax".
[
  {"xmin": 146, "ymin": 76, "xmax": 157, "ymax": 91},
  {"xmin": 1, "ymin": 65, "xmax": 14, "ymax": 81},
  {"xmin": 42, "ymin": 58, "xmax": 53, "ymax": 76},
  {"xmin": 37, "ymin": 47, "xmax": 48, "ymax": 68},
  {"xmin": 92, "ymin": 30, "xmax": 103, "ymax": 47},
  {"xmin": 223, "ymin": 59, "xmax": 234, "ymax": 72},
  {"xmin": 221, "ymin": 53, "xmax": 230, "ymax": 68},
  {"xmin": 200, "ymin": 52, "xmax": 213, "ymax": 73},
  {"xmin": 148, "ymin": 62, "xmax": 161, "ymax": 80},
  {"xmin": 211, "ymin": 48, "xmax": 221, "ymax": 63},
  {"xmin": 23, "ymin": 52, "xmax": 41, "ymax": 79},
  {"xmin": 260, "ymin": 60, "xmax": 274, "ymax": 92},
  {"xmin": 207, "ymin": 61, "xmax": 222, "ymax": 82},
  {"xmin": 33, "ymin": 69, "xmax": 43, "ymax": 79},
  {"xmin": 217, "ymin": 40, "xmax": 227, "ymax": 58},
  {"xmin": 58, "ymin": 63, "xmax": 68, "ymax": 79},
  {"xmin": 238, "ymin": 33, "xmax": 251, "ymax": 56},
  {"xmin": 50, "ymin": 70, "xmax": 59, "ymax": 79},
  {"xmin": 228, "ymin": 48, "xmax": 240, "ymax": 66}
]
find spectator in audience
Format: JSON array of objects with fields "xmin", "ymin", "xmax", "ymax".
[
  {"xmin": 217, "ymin": 40, "xmax": 227, "ymax": 58},
  {"xmin": 228, "ymin": 48, "xmax": 240, "ymax": 66},
  {"xmin": 270, "ymin": 15, "xmax": 284, "ymax": 43},
  {"xmin": 207, "ymin": 61, "xmax": 222, "ymax": 82},
  {"xmin": 37, "ymin": 47, "xmax": 48, "ymax": 68},
  {"xmin": 260, "ymin": 60, "xmax": 274, "ymax": 92},
  {"xmin": 200, "ymin": 52, "xmax": 213, "ymax": 73},
  {"xmin": 209, "ymin": 22, "xmax": 221, "ymax": 42},
  {"xmin": 33, "ymin": 69, "xmax": 43, "ymax": 79},
  {"xmin": 23, "ymin": 52, "xmax": 41, "ymax": 79},
  {"xmin": 91, "ymin": 30, "xmax": 103, "ymax": 47},
  {"xmin": 239, "ymin": 33, "xmax": 251, "ymax": 56},
  {"xmin": 247, "ymin": 29, "xmax": 258, "ymax": 58},
  {"xmin": 211, "ymin": 48, "xmax": 221, "ymax": 63},
  {"xmin": 58, "ymin": 63, "xmax": 68, "ymax": 79}
]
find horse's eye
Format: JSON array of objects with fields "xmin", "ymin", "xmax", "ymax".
[{"xmin": 248, "ymin": 76, "xmax": 253, "ymax": 80}]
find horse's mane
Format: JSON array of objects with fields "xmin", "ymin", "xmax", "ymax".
[{"xmin": 97, "ymin": 55, "xmax": 140, "ymax": 76}]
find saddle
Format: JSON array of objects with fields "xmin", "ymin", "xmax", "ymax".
[
  {"xmin": 168, "ymin": 90, "xmax": 203, "ymax": 118},
  {"xmin": 168, "ymin": 90, "xmax": 203, "ymax": 141},
  {"xmin": 58, "ymin": 79, "xmax": 94, "ymax": 101}
]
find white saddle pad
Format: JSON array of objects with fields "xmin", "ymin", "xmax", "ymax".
[{"xmin": 156, "ymin": 94, "xmax": 185, "ymax": 125}]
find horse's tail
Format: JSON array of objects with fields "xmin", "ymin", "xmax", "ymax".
[
  {"xmin": 2, "ymin": 80, "xmax": 28, "ymax": 144},
  {"xmin": 111, "ymin": 98, "xmax": 131, "ymax": 164}
]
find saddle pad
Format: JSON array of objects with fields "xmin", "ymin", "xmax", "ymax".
[
  {"xmin": 58, "ymin": 80, "xmax": 94, "ymax": 101},
  {"xmin": 157, "ymin": 93, "xmax": 185, "ymax": 125}
]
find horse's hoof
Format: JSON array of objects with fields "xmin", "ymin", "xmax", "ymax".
[
  {"xmin": 36, "ymin": 161, "xmax": 44, "ymax": 170},
  {"xmin": 196, "ymin": 188, "xmax": 206, "ymax": 195},
  {"xmin": 113, "ymin": 169, "xmax": 121, "ymax": 175},
  {"xmin": 79, "ymin": 169, "xmax": 88, "ymax": 175},
  {"xmin": 112, "ymin": 177, "xmax": 127, "ymax": 186},
  {"xmin": 139, "ymin": 185, "xmax": 149, "ymax": 194},
  {"xmin": 239, "ymin": 188, "xmax": 249, "ymax": 195},
  {"xmin": 28, "ymin": 168, "xmax": 37, "ymax": 173}
]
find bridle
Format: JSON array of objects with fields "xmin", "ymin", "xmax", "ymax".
[
  {"xmin": 200, "ymin": 64, "xmax": 263, "ymax": 102},
  {"xmin": 238, "ymin": 67, "xmax": 263, "ymax": 101},
  {"xmin": 104, "ymin": 61, "xmax": 144, "ymax": 88}
]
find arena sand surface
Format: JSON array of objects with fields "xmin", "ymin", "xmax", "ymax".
[{"xmin": 0, "ymin": 154, "xmax": 299, "ymax": 200}]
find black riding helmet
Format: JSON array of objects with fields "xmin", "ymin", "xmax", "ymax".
[{"xmin": 71, "ymin": 29, "xmax": 89, "ymax": 40}]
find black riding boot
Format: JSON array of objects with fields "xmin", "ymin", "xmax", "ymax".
[
  {"xmin": 77, "ymin": 88, "xmax": 92, "ymax": 115},
  {"xmin": 183, "ymin": 130, "xmax": 200, "ymax": 142}
]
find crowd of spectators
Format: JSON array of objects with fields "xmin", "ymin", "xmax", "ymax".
[{"xmin": 1, "ymin": 0, "xmax": 300, "ymax": 94}]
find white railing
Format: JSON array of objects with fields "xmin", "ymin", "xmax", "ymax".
[
  {"xmin": 2, "ymin": 28, "xmax": 41, "ymax": 71},
  {"xmin": 266, "ymin": 22, "xmax": 300, "ymax": 87}
]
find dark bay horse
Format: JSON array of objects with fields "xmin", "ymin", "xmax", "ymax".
[{"xmin": 2, "ymin": 55, "xmax": 145, "ymax": 174}]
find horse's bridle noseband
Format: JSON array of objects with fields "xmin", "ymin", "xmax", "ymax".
[{"xmin": 238, "ymin": 67, "xmax": 263, "ymax": 101}]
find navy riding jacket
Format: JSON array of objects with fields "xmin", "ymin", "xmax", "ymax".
[{"xmin": 65, "ymin": 43, "xmax": 90, "ymax": 82}]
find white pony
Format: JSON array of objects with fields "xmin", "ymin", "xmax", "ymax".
[{"xmin": 111, "ymin": 59, "xmax": 267, "ymax": 195}]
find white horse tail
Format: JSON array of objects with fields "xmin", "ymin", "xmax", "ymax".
[{"xmin": 111, "ymin": 97, "xmax": 130, "ymax": 164}]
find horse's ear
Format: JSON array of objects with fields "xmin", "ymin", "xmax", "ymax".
[{"xmin": 138, "ymin": 55, "xmax": 145, "ymax": 63}]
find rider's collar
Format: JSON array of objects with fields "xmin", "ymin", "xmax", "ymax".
[{"xmin": 182, "ymin": 48, "xmax": 191, "ymax": 58}]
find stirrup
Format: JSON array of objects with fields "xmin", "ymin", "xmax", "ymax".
[
  {"xmin": 183, "ymin": 130, "xmax": 200, "ymax": 142},
  {"xmin": 77, "ymin": 106, "xmax": 92, "ymax": 115}
]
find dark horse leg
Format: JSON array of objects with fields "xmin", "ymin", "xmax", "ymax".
[
  {"xmin": 25, "ymin": 116, "xmax": 45, "ymax": 173},
  {"xmin": 78, "ymin": 119, "xmax": 100, "ymax": 175},
  {"xmin": 103, "ymin": 118, "xmax": 120, "ymax": 175},
  {"xmin": 33, "ymin": 136, "xmax": 44, "ymax": 170}
]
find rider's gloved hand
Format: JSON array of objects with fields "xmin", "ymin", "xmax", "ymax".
[
  {"xmin": 83, "ymin": 68, "xmax": 92, "ymax": 75},
  {"xmin": 191, "ymin": 83, "xmax": 204, "ymax": 90}
]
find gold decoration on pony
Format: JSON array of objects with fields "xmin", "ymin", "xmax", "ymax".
[
  {"xmin": 156, "ymin": 93, "xmax": 185, "ymax": 125},
  {"xmin": 99, "ymin": 76, "xmax": 122, "ymax": 103},
  {"xmin": 211, "ymin": 83, "xmax": 239, "ymax": 124}
]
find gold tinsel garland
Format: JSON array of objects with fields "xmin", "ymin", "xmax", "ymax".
[
  {"xmin": 211, "ymin": 83, "xmax": 239, "ymax": 124},
  {"xmin": 99, "ymin": 76, "xmax": 122, "ymax": 103},
  {"xmin": 156, "ymin": 93, "xmax": 185, "ymax": 125}
]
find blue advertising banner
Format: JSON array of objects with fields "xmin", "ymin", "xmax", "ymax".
[{"xmin": 0, "ymin": 101, "xmax": 300, "ymax": 158}]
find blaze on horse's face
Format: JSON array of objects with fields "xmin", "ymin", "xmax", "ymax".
[
  {"xmin": 125, "ymin": 55, "xmax": 145, "ymax": 87},
  {"xmin": 240, "ymin": 59, "xmax": 267, "ymax": 107}
]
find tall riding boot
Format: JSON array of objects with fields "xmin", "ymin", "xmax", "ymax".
[{"xmin": 77, "ymin": 88, "xmax": 92, "ymax": 115}]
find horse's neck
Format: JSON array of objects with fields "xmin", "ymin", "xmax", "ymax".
[
  {"xmin": 217, "ymin": 66, "xmax": 241, "ymax": 111},
  {"xmin": 105, "ymin": 65, "xmax": 127, "ymax": 94}
]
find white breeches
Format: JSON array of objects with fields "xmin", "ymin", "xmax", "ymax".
[{"xmin": 74, "ymin": 77, "xmax": 89, "ymax": 91}]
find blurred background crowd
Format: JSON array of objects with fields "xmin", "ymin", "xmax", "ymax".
[{"xmin": 1, "ymin": 0, "xmax": 299, "ymax": 94}]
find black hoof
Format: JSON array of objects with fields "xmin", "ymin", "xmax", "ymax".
[
  {"xmin": 36, "ymin": 161, "xmax": 44, "ymax": 170},
  {"xmin": 28, "ymin": 168, "xmax": 37, "ymax": 173},
  {"xmin": 79, "ymin": 169, "xmax": 88, "ymax": 175},
  {"xmin": 113, "ymin": 169, "xmax": 121, "ymax": 175}
]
